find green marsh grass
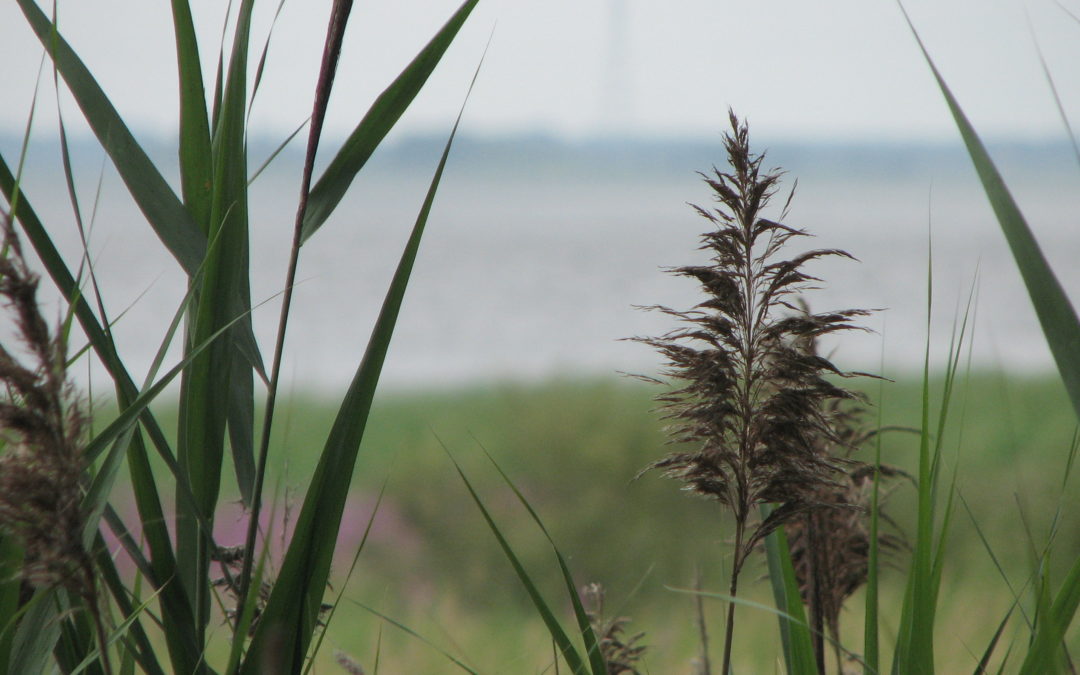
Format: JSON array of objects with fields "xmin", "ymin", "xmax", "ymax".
[
  {"xmin": 3, "ymin": 0, "xmax": 1080, "ymax": 670},
  {"xmin": 120, "ymin": 374, "xmax": 1074, "ymax": 671},
  {"xmin": 0, "ymin": 0, "xmax": 479, "ymax": 672}
]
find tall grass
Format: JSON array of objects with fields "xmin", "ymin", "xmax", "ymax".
[
  {"xmin": 2, "ymin": 1, "xmax": 1080, "ymax": 673},
  {"xmin": 0, "ymin": 1, "xmax": 478, "ymax": 672}
]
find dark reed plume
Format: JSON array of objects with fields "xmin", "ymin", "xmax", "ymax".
[
  {"xmin": 582, "ymin": 583, "xmax": 647, "ymax": 675},
  {"xmin": 783, "ymin": 395, "xmax": 907, "ymax": 674},
  {"xmin": 633, "ymin": 110, "xmax": 872, "ymax": 674},
  {"xmin": 0, "ymin": 210, "xmax": 111, "ymax": 672}
]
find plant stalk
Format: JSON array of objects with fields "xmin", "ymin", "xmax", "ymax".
[
  {"xmin": 236, "ymin": 0, "xmax": 354, "ymax": 619},
  {"xmin": 721, "ymin": 520, "xmax": 745, "ymax": 675}
]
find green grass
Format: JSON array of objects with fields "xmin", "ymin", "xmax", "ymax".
[{"xmin": 95, "ymin": 373, "xmax": 1078, "ymax": 671}]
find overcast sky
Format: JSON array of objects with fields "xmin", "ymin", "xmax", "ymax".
[{"xmin": 2, "ymin": 0, "xmax": 1080, "ymax": 142}]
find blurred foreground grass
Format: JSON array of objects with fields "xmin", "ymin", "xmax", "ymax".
[{"xmin": 106, "ymin": 373, "xmax": 1078, "ymax": 672}]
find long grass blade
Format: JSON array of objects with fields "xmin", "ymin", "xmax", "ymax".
[
  {"xmin": 480, "ymin": 445, "xmax": 607, "ymax": 674},
  {"xmin": 900, "ymin": 2, "xmax": 1080, "ymax": 423},
  {"xmin": 15, "ymin": 0, "xmax": 206, "ymax": 274},
  {"xmin": 170, "ymin": 0, "xmax": 213, "ymax": 230},
  {"xmin": 304, "ymin": 474, "xmax": 391, "ymax": 674},
  {"xmin": 975, "ymin": 606, "xmax": 1014, "ymax": 675},
  {"xmin": 175, "ymin": 0, "xmax": 257, "ymax": 643},
  {"xmin": 761, "ymin": 508, "xmax": 818, "ymax": 675},
  {"xmin": 300, "ymin": 0, "xmax": 478, "ymax": 242},
  {"xmin": 351, "ymin": 602, "xmax": 480, "ymax": 674},
  {"xmin": 238, "ymin": 0, "xmax": 357, "ymax": 621},
  {"xmin": 240, "ymin": 50, "xmax": 475, "ymax": 674},
  {"xmin": 442, "ymin": 447, "xmax": 587, "ymax": 674},
  {"xmin": 864, "ymin": 368, "xmax": 887, "ymax": 674},
  {"xmin": 0, "ymin": 152, "xmax": 205, "ymax": 674},
  {"xmin": 7, "ymin": 592, "xmax": 61, "ymax": 675}
]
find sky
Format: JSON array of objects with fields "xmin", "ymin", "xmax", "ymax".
[{"xmin": 2, "ymin": 0, "xmax": 1080, "ymax": 143}]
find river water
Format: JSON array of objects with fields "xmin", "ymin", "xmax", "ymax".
[{"xmin": 5, "ymin": 134, "xmax": 1080, "ymax": 391}]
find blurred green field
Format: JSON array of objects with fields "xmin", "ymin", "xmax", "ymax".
[{"xmin": 113, "ymin": 372, "xmax": 1079, "ymax": 672}]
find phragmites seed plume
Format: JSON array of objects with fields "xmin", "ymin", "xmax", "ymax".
[
  {"xmin": 0, "ymin": 210, "xmax": 92, "ymax": 595},
  {"xmin": 783, "ymin": 395, "xmax": 907, "ymax": 673},
  {"xmin": 632, "ymin": 111, "xmax": 873, "ymax": 673},
  {"xmin": 582, "ymin": 583, "xmax": 647, "ymax": 675}
]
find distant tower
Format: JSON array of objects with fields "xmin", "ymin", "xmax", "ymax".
[{"xmin": 600, "ymin": 0, "xmax": 633, "ymax": 135}]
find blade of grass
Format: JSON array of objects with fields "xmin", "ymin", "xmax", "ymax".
[
  {"xmin": 892, "ymin": 228, "xmax": 935, "ymax": 674},
  {"xmin": 240, "ymin": 46, "xmax": 476, "ymax": 674},
  {"xmin": 478, "ymin": 444, "xmax": 607, "ymax": 674},
  {"xmin": 170, "ymin": 0, "xmax": 213, "ymax": 230},
  {"xmin": 0, "ymin": 151, "xmax": 206, "ymax": 675},
  {"xmin": 16, "ymin": 0, "xmax": 206, "ymax": 273},
  {"xmin": 248, "ymin": 119, "xmax": 308, "ymax": 185},
  {"xmin": 441, "ymin": 446, "xmax": 588, "ymax": 674},
  {"xmin": 975, "ymin": 606, "xmax": 1014, "ymax": 674},
  {"xmin": 68, "ymin": 584, "xmax": 165, "ymax": 675},
  {"xmin": 864, "ymin": 355, "xmax": 887, "ymax": 675},
  {"xmin": 761, "ymin": 507, "xmax": 818, "ymax": 675},
  {"xmin": 300, "ymin": 0, "xmax": 478, "ymax": 242},
  {"xmin": 175, "ymin": 0, "xmax": 256, "ymax": 640},
  {"xmin": 900, "ymin": 2, "xmax": 1080, "ymax": 423},
  {"xmin": 350, "ymin": 602, "xmax": 480, "ymax": 674},
  {"xmin": 7, "ymin": 591, "xmax": 62, "ymax": 675},
  {"xmin": 667, "ymin": 586, "xmax": 868, "ymax": 668},
  {"xmin": 238, "ymin": 0, "xmax": 357, "ymax": 617},
  {"xmin": 304, "ymin": 473, "xmax": 391, "ymax": 674}
]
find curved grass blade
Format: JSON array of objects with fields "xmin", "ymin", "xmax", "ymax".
[
  {"xmin": 478, "ymin": 445, "xmax": 606, "ymax": 674},
  {"xmin": 442, "ymin": 446, "xmax": 587, "ymax": 674},
  {"xmin": 241, "ymin": 74, "xmax": 474, "ymax": 673},
  {"xmin": 0, "ymin": 154, "xmax": 205, "ymax": 674},
  {"xmin": 247, "ymin": 0, "xmax": 289, "ymax": 121},
  {"xmin": 7, "ymin": 591, "xmax": 62, "ymax": 675},
  {"xmin": 350, "ymin": 601, "xmax": 479, "ymax": 675},
  {"xmin": 176, "ymin": 0, "xmax": 257, "ymax": 640},
  {"xmin": 68, "ymin": 583, "xmax": 165, "ymax": 675},
  {"xmin": 249, "ymin": 119, "xmax": 308, "ymax": 185},
  {"xmin": 975, "ymin": 606, "xmax": 1014, "ymax": 675},
  {"xmin": 300, "ymin": 0, "xmax": 478, "ymax": 242},
  {"xmin": 667, "ymin": 586, "xmax": 868, "ymax": 668},
  {"xmin": 15, "ymin": 0, "xmax": 206, "ymax": 274},
  {"xmin": 304, "ymin": 474, "xmax": 391, "ymax": 674},
  {"xmin": 170, "ymin": 0, "xmax": 213, "ymax": 230},
  {"xmin": 761, "ymin": 507, "xmax": 818, "ymax": 675},
  {"xmin": 238, "ymin": 0, "xmax": 358, "ymax": 616},
  {"xmin": 900, "ymin": 2, "xmax": 1080, "ymax": 423}
]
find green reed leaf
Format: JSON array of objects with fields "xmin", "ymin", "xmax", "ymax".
[
  {"xmin": 175, "ymin": 0, "xmax": 256, "ymax": 641},
  {"xmin": 7, "ymin": 592, "xmax": 61, "ymax": 675},
  {"xmin": 762, "ymin": 507, "xmax": 818, "ymax": 675},
  {"xmin": 443, "ymin": 447, "xmax": 588, "ymax": 674},
  {"xmin": 350, "ymin": 602, "xmax": 480, "ymax": 674},
  {"xmin": 241, "ymin": 53, "xmax": 473, "ymax": 674},
  {"xmin": 301, "ymin": 0, "xmax": 478, "ymax": 242},
  {"xmin": 15, "ymin": 0, "xmax": 206, "ymax": 275},
  {"xmin": 0, "ymin": 152, "xmax": 203, "ymax": 674},
  {"xmin": 1020, "ymin": 555, "xmax": 1080, "ymax": 674},
  {"xmin": 480, "ymin": 446, "xmax": 607, "ymax": 674},
  {"xmin": 900, "ymin": 2, "xmax": 1080, "ymax": 424},
  {"xmin": 170, "ymin": 0, "xmax": 213, "ymax": 230}
]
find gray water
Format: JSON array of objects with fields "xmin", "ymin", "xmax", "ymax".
[{"xmin": 5, "ymin": 134, "xmax": 1080, "ymax": 391}]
